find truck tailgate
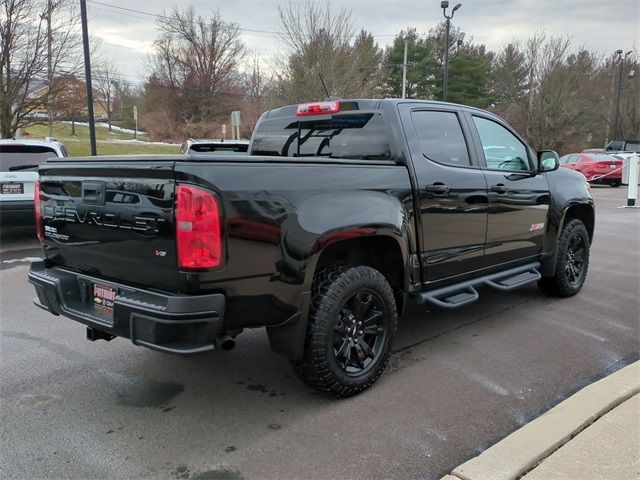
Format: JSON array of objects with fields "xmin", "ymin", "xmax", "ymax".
[{"xmin": 38, "ymin": 161, "xmax": 179, "ymax": 292}]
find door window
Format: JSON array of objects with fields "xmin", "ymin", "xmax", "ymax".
[
  {"xmin": 411, "ymin": 111, "xmax": 471, "ymax": 167},
  {"xmin": 473, "ymin": 116, "xmax": 531, "ymax": 171}
]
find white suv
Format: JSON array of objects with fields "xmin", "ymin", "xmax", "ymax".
[{"xmin": 0, "ymin": 138, "xmax": 69, "ymax": 226}]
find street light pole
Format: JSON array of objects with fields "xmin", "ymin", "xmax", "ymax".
[
  {"xmin": 613, "ymin": 49, "xmax": 630, "ymax": 140},
  {"xmin": 443, "ymin": 16, "xmax": 450, "ymax": 102},
  {"xmin": 441, "ymin": 2, "xmax": 461, "ymax": 102}
]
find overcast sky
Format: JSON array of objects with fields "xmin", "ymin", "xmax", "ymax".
[{"xmin": 87, "ymin": 0, "xmax": 640, "ymax": 83}]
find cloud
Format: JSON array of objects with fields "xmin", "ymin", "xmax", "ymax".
[{"xmin": 88, "ymin": 0, "xmax": 639, "ymax": 82}]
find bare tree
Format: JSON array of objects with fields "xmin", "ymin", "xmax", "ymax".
[
  {"xmin": 0, "ymin": 0, "xmax": 80, "ymax": 138},
  {"xmin": 94, "ymin": 60, "xmax": 120, "ymax": 132},
  {"xmin": 242, "ymin": 55, "xmax": 275, "ymax": 135},
  {"xmin": 148, "ymin": 6, "xmax": 245, "ymax": 131},
  {"xmin": 275, "ymin": 1, "xmax": 382, "ymax": 103},
  {"xmin": 488, "ymin": 34, "xmax": 632, "ymax": 153},
  {"xmin": 50, "ymin": 74, "xmax": 86, "ymax": 136}
]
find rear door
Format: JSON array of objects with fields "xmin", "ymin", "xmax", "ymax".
[
  {"xmin": 465, "ymin": 113, "xmax": 550, "ymax": 266},
  {"xmin": 399, "ymin": 104, "xmax": 488, "ymax": 283}
]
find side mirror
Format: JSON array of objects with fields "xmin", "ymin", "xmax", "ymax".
[{"xmin": 538, "ymin": 150, "xmax": 560, "ymax": 173}]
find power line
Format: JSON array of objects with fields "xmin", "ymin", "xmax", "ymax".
[{"xmin": 85, "ymin": 0, "xmax": 397, "ymax": 39}]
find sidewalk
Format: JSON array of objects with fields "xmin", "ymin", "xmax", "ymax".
[{"xmin": 442, "ymin": 361, "xmax": 640, "ymax": 480}]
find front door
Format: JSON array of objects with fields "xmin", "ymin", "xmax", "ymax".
[
  {"xmin": 400, "ymin": 105, "xmax": 488, "ymax": 283},
  {"xmin": 466, "ymin": 113, "xmax": 551, "ymax": 267}
]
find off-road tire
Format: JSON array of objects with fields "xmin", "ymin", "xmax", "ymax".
[
  {"xmin": 538, "ymin": 218, "xmax": 590, "ymax": 297},
  {"xmin": 291, "ymin": 265, "xmax": 397, "ymax": 397}
]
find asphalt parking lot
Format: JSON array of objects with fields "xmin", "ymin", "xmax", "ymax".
[{"xmin": 1, "ymin": 186, "xmax": 638, "ymax": 480}]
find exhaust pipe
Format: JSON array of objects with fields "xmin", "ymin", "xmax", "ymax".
[
  {"xmin": 216, "ymin": 333, "xmax": 236, "ymax": 351},
  {"xmin": 86, "ymin": 327, "xmax": 115, "ymax": 342}
]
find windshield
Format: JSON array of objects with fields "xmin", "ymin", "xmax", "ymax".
[
  {"xmin": 250, "ymin": 112, "xmax": 391, "ymax": 160},
  {"xmin": 0, "ymin": 145, "xmax": 58, "ymax": 171}
]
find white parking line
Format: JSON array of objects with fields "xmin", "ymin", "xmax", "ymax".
[{"xmin": 2, "ymin": 257, "xmax": 41, "ymax": 264}]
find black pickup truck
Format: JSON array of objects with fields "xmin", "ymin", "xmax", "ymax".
[{"xmin": 28, "ymin": 99, "xmax": 594, "ymax": 397}]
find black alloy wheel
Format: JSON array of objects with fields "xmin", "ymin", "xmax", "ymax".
[
  {"xmin": 564, "ymin": 232, "xmax": 587, "ymax": 288},
  {"xmin": 333, "ymin": 290, "xmax": 387, "ymax": 376},
  {"xmin": 538, "ymin": 218, "xmax": 590, "ymax": 297}
]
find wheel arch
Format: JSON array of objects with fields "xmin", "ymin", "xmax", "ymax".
[
  {"xmin": 308, "ymin": 232, "xmax": 410, "ymax": 316},
  {"xmin": 540, "ymin": 201, "xmax": 595, "ymax": 276}
]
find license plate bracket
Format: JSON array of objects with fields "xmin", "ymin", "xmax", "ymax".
[{"xmin": 1, "ymin": 182, "xmax": 24, "ymax": 194}]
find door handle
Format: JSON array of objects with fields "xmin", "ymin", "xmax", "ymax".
[
  {"xmin": 426, "ymin": 183, "xmax": 450, "ymax": 195},
  {"xmin": 491, "ymin": 184, "xmax": 509, "ymax": 194}
]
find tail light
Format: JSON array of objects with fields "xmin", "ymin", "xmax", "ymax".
[
  {"xmin": 175, "ymin": 185, "xmax": 222, "ymax": 269},
  {"xmin": 34, "ymin": 180, "xmax": 44, "ymax": 241},
  {"xmin": 296, "ymin": 101, "xmax": 340, "ymax": 116}
]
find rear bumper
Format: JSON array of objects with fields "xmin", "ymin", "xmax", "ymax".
[
  {"xmin": 0, "ymin": 200, "xmax": 34, "ymax": 225},
  {"xmin": 28, "ymin": 261, "xmax": 225, "ymax": 355}
]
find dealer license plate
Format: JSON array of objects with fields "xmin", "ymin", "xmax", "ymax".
[
  {"xmin": 93, "ymin": 283, "xmax": 117, "ymax": 313},
  {"xmin": 1, "ymin": 183, "xmax": 24, "ymax": 194}
]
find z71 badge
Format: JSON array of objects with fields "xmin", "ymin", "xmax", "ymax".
[{"xmin": 530, "ymin": 222, "xmax": 545, "ymax": 232}]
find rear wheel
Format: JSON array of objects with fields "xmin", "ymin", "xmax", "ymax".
[
  {"xmin": 538, "ymin": 219, "xmax": 590, "ymax": 297},
  {"xmin": 291, "ymin": 265, "xmax": 397, "ymax": 397},
  {"xmin": 610, "ymin": 182, "xmax": 621, "ymax": 188}
]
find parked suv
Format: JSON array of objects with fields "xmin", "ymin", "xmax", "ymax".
[
  {"xmin": 0, "ymin": 138, "xmax": 68, "ymax": 226},
  {"xmin": 28, "ymin": 100, "xmax": 594, "ymax": 396}
]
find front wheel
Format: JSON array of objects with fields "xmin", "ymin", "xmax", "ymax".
[
  {"xmin": 291, "ymin": 265, "xmax": 397, "ymax": 397},
  {"xmin": 538, "ymin": 218, "xmax": 590, "ymax": 297}
]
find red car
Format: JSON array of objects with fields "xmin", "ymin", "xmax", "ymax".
[{"xmin": 559, "ymin": 153, "xmax": 623, "ymax": 187}]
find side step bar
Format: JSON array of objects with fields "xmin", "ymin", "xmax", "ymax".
[{"xmin": 416, "ymin": 262, "xmax": 541, "ymax": 309}]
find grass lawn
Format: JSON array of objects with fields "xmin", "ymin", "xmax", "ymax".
[{"xmin": 22, "ymin": 122, "xmax": 179, "ymax": 157}]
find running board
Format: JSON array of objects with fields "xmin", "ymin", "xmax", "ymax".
[{"xmin": 416, "ymin": 262, "xmax": 541, "ymax": 309}]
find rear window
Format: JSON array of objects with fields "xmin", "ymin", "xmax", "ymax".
[
  {"xmin": 0, "ymin": 145, "xmax": 58, "ymax": 171},
  {"xmin": 250, "ymin": 113, "xmax": 391, "ymax": 160},
  {"xmin": 189, "ymin": 143, "xmax": 249, "ymax": 154}
]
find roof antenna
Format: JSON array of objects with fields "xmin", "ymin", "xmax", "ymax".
[{"xmin": 318, "ymin": 72, "xmax": 330, "ymax": 99}]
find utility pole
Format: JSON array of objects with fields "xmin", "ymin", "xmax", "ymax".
[
  {"xmin": 46, "ymin": 0, "xmax": 52, "ymax": 137},
  {"xmin": 80, "ymin": 0, "xmax": 97, "ymax": 156},
  {"xmin": 402, "ymin": 39, "xmax": 408, "ymax": 99},
  {"xmin": 441, "ymin": 1, "xmax": 462, "ymax": 102},
  {"xmin": 45, "ymin": 1, "xmax": 57, "ymax": 137}
]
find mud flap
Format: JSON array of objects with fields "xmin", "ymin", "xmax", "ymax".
[{"xmin": 265, "ymin": 291, "xmax": 311, "ymax": 360}]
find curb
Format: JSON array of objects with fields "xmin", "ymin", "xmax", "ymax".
[{"xmin": 443, "ymin": 361, "xmax": 640, "ymax": 480}]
